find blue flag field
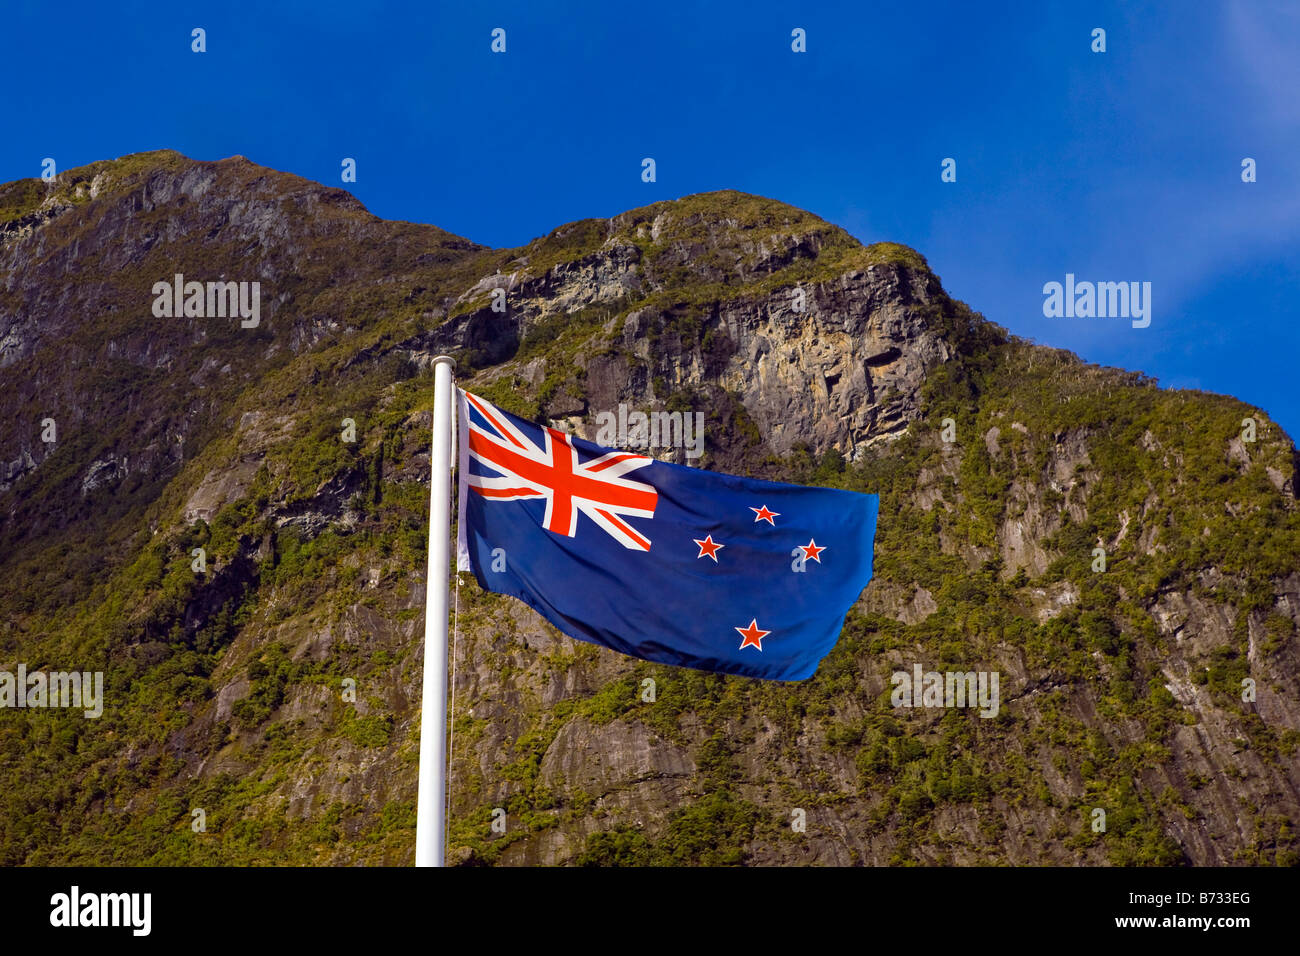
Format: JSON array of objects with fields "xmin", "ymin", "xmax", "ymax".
[{"xmin": 455, "ymin": 389, "xmax": 879, "ymax": 681}]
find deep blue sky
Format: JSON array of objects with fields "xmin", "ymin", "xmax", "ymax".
[{"xmin": 5, "ymin": 0, "xmax": 1298, "ymax": 437}]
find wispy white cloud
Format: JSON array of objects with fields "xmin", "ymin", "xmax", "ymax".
[{"xmin": 1227, "ymin": 0, "xmax": 1300, "ymax": 130}]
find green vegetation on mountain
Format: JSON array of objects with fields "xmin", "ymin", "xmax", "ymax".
[{"xmin": 0, "ymin": 153, "xmax": 1296, "ymax": 866}]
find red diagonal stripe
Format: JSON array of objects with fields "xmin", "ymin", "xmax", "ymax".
[
  {"xmin": 587, "ymin": 453, "xmax": 647, "ymax": 473},
  {"xmin": 466, "ymin": 393, "xmax": 526, "ymax": 449},
  {"xmin": 473, "ymin": 486, "xmax": 544, "ymax": 499},
  {"xmin": 596, "ymin": 509, "xmax": 650, "ymax": 550}
]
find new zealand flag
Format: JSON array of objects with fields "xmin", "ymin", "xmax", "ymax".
[{"xmin": 455, "ymin": 389, "xmax": 879, "ymax": 681}]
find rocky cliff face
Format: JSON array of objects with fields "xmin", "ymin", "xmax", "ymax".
[
  {"xmin": 0, "ymin": 152, "xmax": 1296, "ymax": 866},
  {"xmin": 415, "ymin": 203, "xmax": 951, "ymax": 464}
]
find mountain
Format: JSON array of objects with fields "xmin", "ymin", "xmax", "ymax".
[{"xmin": 1, "ymin": 151, "xmax": 1296, "ymax": 866}]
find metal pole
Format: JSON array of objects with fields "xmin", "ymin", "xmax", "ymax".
[{"xmin": 416, "ymin": 355, "xmax": 455, "ymax": 867}]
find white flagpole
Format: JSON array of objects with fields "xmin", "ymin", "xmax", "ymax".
[{"xmin": 416, "ymin": 355, "xmax": 456, "ymax": 867}]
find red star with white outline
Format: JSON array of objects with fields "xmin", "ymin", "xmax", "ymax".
[
  {"xmin": 694, "ymin": 535, "xmax": 724, "ymax": 562},
  {"xmin": 798, "ymin": 539, "xmax": 826, "ymax": 563},
  {"xmin": 735, "ymin": 619, "xmax": 770, "ymax": 651},
  {"xmin": 750, "ymin": 505, "xmax": 780, "ymax": 525}
]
